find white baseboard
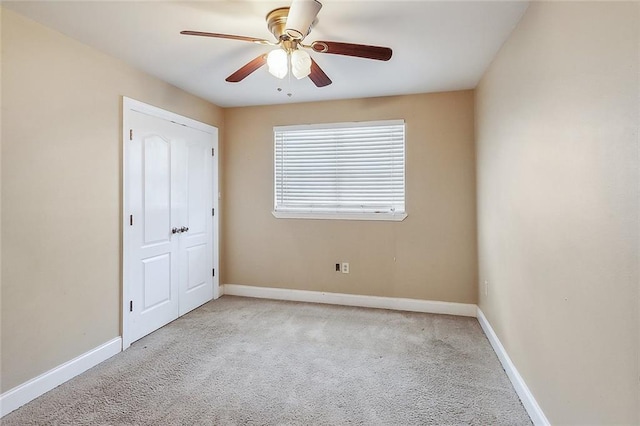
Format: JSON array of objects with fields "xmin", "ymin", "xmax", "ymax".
[
  {"xmin": 476, "ymin": 308, "xmax": 549, "ymax": 426},
  {"xmin": 221, "ymin": 284, "xmax": 477, "ymax": 317},
  {"xmin": 0, "ymin": 337, "xmax": 122, "ymax": 417}
]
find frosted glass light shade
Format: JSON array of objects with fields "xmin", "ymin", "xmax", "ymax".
[
  {"xmin": 267, "ymin": 49, "xmax": 288, "ymax": 79},
  {"xmin": 291, "ymin": 50, "xmax": 312, "ymax": 79}
]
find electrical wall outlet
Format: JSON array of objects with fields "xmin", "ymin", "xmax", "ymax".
[{"xmin": 341, "ymin": 262, "xmax": 350, "ymax": 274}]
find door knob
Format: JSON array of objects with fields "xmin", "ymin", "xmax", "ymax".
[
  {"xmin": 180, "ymin": 226, "xmax": 189, "ymax": 233},
  {"xmin": 172, "ymin": 227, "xmax": 179, "ymax": 234}
]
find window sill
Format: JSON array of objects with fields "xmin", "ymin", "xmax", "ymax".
[{"xmin": 272, "ymin": 211, "xmax": 408, "ymax": 222}]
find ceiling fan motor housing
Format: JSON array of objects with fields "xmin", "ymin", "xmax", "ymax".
[{"xmin": 266, "ymin": 7, "xmax": 292, "ymax": 41}]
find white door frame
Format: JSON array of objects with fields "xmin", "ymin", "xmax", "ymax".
[{"xmin": 122, "ymin": 97, "xmax": 220, "ymax": 350}]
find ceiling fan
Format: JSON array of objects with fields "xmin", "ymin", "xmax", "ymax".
[{"xmin": 180, "ymin": 0, "xmax": 393, "ymax": 88}]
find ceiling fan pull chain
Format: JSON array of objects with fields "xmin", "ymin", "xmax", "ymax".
[{"xmin": 287, "ymin": 53, "xmax": 293, "ymax": 97}]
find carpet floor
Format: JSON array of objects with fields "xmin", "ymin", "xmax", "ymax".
[{"xmin": 3, "ymin": 296, "xmax": 531, "ymax": 425}]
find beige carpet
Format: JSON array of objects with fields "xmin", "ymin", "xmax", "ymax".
[{"xmin": 3, "ymin": 296, "xmax": 531, "ymax": 425}]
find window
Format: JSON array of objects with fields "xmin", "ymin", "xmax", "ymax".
[{"xmin": 274, "ymin": 120, "xmax": 406, "ymax": 221}]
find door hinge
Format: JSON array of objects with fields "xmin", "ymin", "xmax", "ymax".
[
  {"xmin": 212, "ymin": 148, "xmax": 215, "ymax": 157},
  {"xmin": 129, "ymin": 215, "xmax": 133, "ymax": 226},
  {"xmin": 129, "ymin": 300, "xmax": 133, "ymax": 312},
  {"xmin": 129, "ymin": 129, "xmax": 133, "ymax": 141},
  {"xmin": 212, "ymin": 208, "xmax": 215, "ymax": 216},
  {"xmin": 212, "ymin": 268, "xmax": 215, "ymax": 277}
]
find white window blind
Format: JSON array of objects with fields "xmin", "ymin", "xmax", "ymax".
[{"xmin": 274, "ymin": 120, "xmax": 405, "ymax": 220}]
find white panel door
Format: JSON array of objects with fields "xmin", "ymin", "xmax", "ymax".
[
  {"xmin": 126, "ymin": 110, "xmax": 214, "ymax": 343},
  {"xmin": 128, "ymin": 111, "xmax": 179, "ymax": 342},
  {"xmin": 176, "ymin": 126, "xmax": 214, "ymax": 316}
]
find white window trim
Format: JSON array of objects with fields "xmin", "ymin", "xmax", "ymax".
[
  {"xmin": 272, "ymin": 211, "xmax": 408, "ymax": 221},
  {"xmin": 273, "ymin": 119, "xmax": 406, "ymax": 221}
]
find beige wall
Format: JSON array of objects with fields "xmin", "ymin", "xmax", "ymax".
[
  {"xmin": 0, "ymin": 8, "xmax": 223, "ymax": 392},
  {"xmin": 476, "ymin": 1, "xmax": 639, "ymax": 424},
  {"xmin": 223, "ymin": 92, "xmax": 477, "ymax": 303},
  {"xmin": 7, "ymin": 1, "xmax": 637, "ymax": 421}
]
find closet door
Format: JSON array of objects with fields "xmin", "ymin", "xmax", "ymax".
[
  {"xmin": 175, "ymin": 127, "xmax": 214, "ymax": 316},
  {"xmin": 128, "ymin": 111, "xmax": 180, "ymax": 343},
  {"xmin": 126, "ymin": 110, "xmax": 214, "ymax": 343}
]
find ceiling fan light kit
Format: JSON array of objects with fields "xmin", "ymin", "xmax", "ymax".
[
  {"xmin": 180, "ymin": 0, "xmax": 393, "ymax": 87},
  {"xmin": 266, "ymin": 36, "xmax": 312, "ymax": 80}
]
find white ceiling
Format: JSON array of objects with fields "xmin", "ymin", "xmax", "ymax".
[{"xmin": 4, "ymin": 1, "xmax": 529, "ymax": 108}]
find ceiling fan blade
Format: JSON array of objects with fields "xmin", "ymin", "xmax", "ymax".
[
  {"xmin": 309, "ymin": 58, "xmax": 332, "ymax": 87},
  {"xmin": 180, "ymin": 30, "xmax": 273, "ymax": 45},
  {"xmin": 226, "ymin": 54, "xmax": 268, "ymax": 83},
  {"xmin": 311, "ymin": 41, "xmax": 392, "ymax": 61},
  {"xmin": 285, "ymin": 0, "xmax": 322, "ymax": 40}
]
